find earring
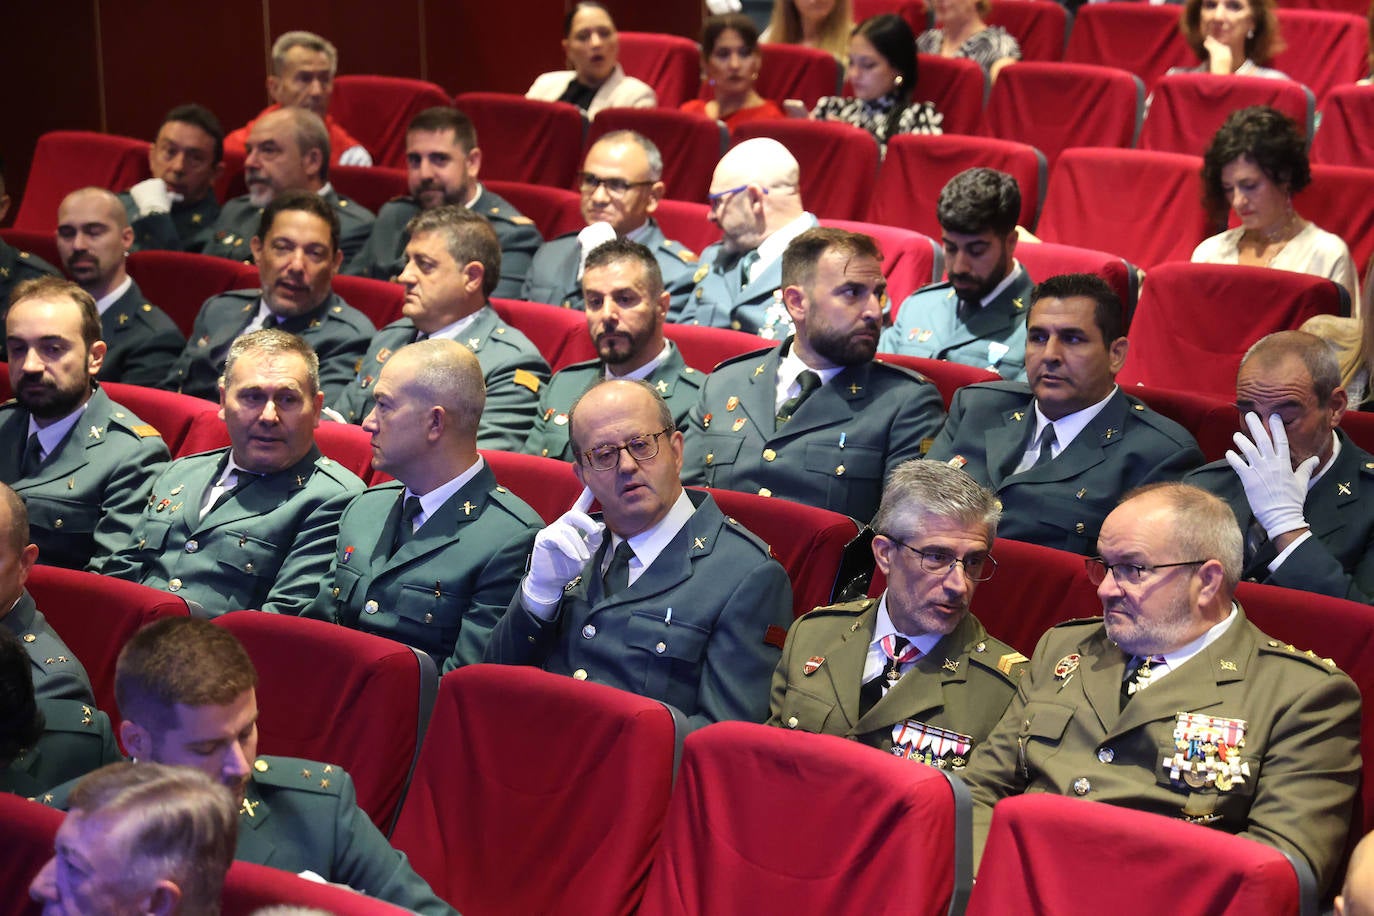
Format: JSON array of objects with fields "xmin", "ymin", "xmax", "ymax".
[
  {"xmin": 1247, "ymin": 28, "xmax": 1254, "ymax": 38},
  {"xmin": 894, "ymin": 74, "xmax": 904, "ymax": 87}
]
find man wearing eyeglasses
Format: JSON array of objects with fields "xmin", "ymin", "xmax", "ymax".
[
  {"xmin": 486, "ymin": 378, "xmax": 794, "ymax": 730},
  {"xmin": 768, "ymin": 460, "xmax": 1026, "ymax": 762},
  {"xmin": 961, "ymin": 482, "xmax": 1360, "ymax": 896},
  {"xmin": 519, "ymin": 131, "xmax": 698, "ymax": 312},
  {"xmin": 680, "ymin": 137, "xmax": 818, "ymax": 339}
]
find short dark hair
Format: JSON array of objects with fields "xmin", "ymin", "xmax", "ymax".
[
  {"xmin": 408, "ymin": 107, "xmax": 478, "ymax": 153},
  {"xmin": 937, "ymin": 168, "xmax": 1022, "ymax": 237},
  {"xmin": 563, "ymin": 1, "xmax": 612, "ymax": 36},
  {"xmin": 0, "ymin": 626, "xmax": 43, "ymax": 768},
  {"xmin": 115, "ymin": 618, "xmax": 258, "ymax": 734},
  {"xmin": 8, "ymin": 275, "xmax": 103, "ymax": 348},
  {"xmin": 406, "ymin": 205, "xmax": 503, "ymax": 297},
  {"xmin": 701, "ymin": 13, "xmax": 761, "ymax": 54},
  {"xmin": 1201, "ymin": 106, "xmax": 1310, "ymax": 223},
  {"xmin": 256, "ymin": 189, "xmax": 340, "ymax": 253},
  {"xmin": 583, "ymin": 238, "xmax": 665, "ymax": 299},
  {"xmin": 1029, "ymin": 273, "xmax": 1125, "ymax": 344},
  {"xmin": 163, "ymin": 104, "xmax": 225, "ymax": 165},
  {"xmin": 781, "ymin": 227, "xmax": 882, "ymax": 290}
]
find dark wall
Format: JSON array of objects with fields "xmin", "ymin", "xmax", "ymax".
[{"xmin": 0, "ymin": 0, "xmax": 698, "ymax": 222}]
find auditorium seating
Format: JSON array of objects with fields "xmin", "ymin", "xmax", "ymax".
[
  {"xmin": 1126, "ymin": 383, "xmax": 1240, "ymax": 464},
  {"xmin": 27, "ymin": 565, "xmax": 190, "ymax": 729},
  {"xmin": 637, "ymin": 721, "xmax": 972, "ymax": 916},
  {"xmin": 875, "ymin": 353, "xmax": 1001, "ymax": 408},
  {"xmin": 12, "ymin": 131, "xmax": 150, "ymax": 232},
  {"xmin": 869, "ymin": 133, "xmax": 1045, "ymax": 239},
  {"xmin": 1311, "ymin": 84, "xmax": 1374, "ymax": 166},
  {"xmin": 854, "ymin": 0, "xmax": 930, "ymax": 35},
  {"xmin": 212, "ymin": 612, "xmax": 438, "ymax": 835},
  {"xmin": 1014, "ymin": 240, "xmax": 1139, "ymax": 321},
  {"xmin": 732, "ymin": 120, "xmax": 879, "ymax": 222},
  {"xmin": 0, "ymin": 228, "xmax": 61, "ymax": 269},
  {"xmin": 824, "ymin": 217, "xmax": 943, "ymax": 304},
  {"xmin": 1119, "ymin": 263, "xmax": 1345, "ymax": 399},
  {"xmin": 984, "ymin": 62, "xmax": 1144, "ymax": 167},
  {"xmin": 101, "ymin": 381, "xmax": 219, "ymax": 456},
  {"xmin": 757, "ymin": 43, "xmax": 844, "ymax": 108},
  {"xmin": 330, "ymin": 164, "xmax": 409, "ymax": 215},
  {"xmin": 1341, "ymin": 411, "xmax": 1374, "ymax": 456},
  {"xmin": 986, "ymin": 0, "xmax": 1070, "ymax": 62},
  {"xmin": 653, "ymin": 198, "xmax": 722, "ymax": 255},
  {"xmin": 391, "ymin": 664, "xmax": 681, "ymax": 914},
  {"xmin": 482, "ymin": 180, "xmax": 583, "ymax": 240},
  {"xmin": 489, "ymin": 296, "xmax": 599, "ymax": 370},
  {"xmin": 332, "ymin": 273, "xmax": 403, "ymax": 329},
  {"xmin": 1300, "ymin": 164, "xmax": 1374, "ymax": 278},
  {"xmin": 1140, "ymin": 73, "xmax": 1315, "ymax": 157},
  {"xmin": 178, "ymin": 410, "xmax": 383, "ymax": 485},
  {"xmin": 126, "ymin": 250, "xmax": 255, "ymax": 336},
  {"xmin": 330, "ymin": 75, "xmax": 452, "ymax": 169},
  {"xmin": 967, "ymin": 794, "xmax": 1315, "ymax": 916},
  {"xmin": 663, "ymin": 322, "xmax": 767, "ymax": 373},
  {"xmin": 917, "ymin": 53, "xmax": 987, "ymax": 135},
  {"xmin": 480, "ymin": 449, "xmax": 582, "ymax": 523},
  {"xmin": 0, "ymin": 793, "xmax": 62, "ymax": 916},
  {"xmin": 1063, "ymin": 3, "xmax": 1194, "ymax": 90},
  {"xmin": 1270, "ymin": 9, "xmax": 1368, "ymax": 102},
  {"xmin": 617, "ymin": 31, "xmax": 702, "ymax": 109},
  {"xmin": 1038, "ymin": 148, "xmax": 1214, "ymax": 270},
  {"xmin": 587, "ymin": 108, "xmax": 728, "ymax": 203},
  {"xmin": 223, "ymin": 860, "xmax": 417, "ymax": 914},
  {"xmin": 451, "ymin": 93, "xmax": 587, "ymax": 188}
]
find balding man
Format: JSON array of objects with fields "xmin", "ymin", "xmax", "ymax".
[
  {"xmin": 54, "ymin": 187, "xmax": 185, "ymax": 386},
  {"xmin": 120, "ymin": 104, "xmax": 226, "ymax": 253},
  {"xmin": 1186, "ymin": 330, "xmax": 1374, "ymax": 602},
  {"xmin": 680, "ymin": 137, "xmax": 819, "ymax": 338},
  {"xmin": 202, "ymin": 107, "xmax": 374, "ymax": 267},
  {"xmin": 520, "ymin": 131, "xmax": 697, "ymax": 312},
  {"xmin": 961, "ymin": 483, "xmax": 1361, "ymax": 896},
  {"xmin": 224, "ymin": 30, "xmax": 372, "ymax": 167},
  {"xmin": 307, "ymin": 339, "xmax": 542, "ymax": 671}
]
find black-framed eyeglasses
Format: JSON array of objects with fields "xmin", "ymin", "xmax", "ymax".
[
  {"xmin": 1084, "ymin": 557, "xmax": 1209, "ymax": 587},
  {"xmin": 883, "ymin": 537, "xmax": 997, "ymax": 582},
  {"xmin": 579, "ymin": 173, "xmax": 654, "ymax": 196},
  {"xmin": 581, "ymin": 426, "xmax": 675, "ymax": 471}
]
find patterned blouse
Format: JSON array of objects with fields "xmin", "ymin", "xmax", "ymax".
[
  {"xmin": 811, "ymin": 91, "xmax": 944, "ymax": 149},
  {"xmin": 917, "ymin": 25, "xmax": 1022, "ymax": 75}
]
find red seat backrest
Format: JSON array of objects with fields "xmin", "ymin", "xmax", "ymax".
[
  {"xmin": 26, "ymin": 566, "xmax": 190, "ymax": 730},
  {"xmin": 917, "ymin": 54, "xmax": 987, "ymax": 135},
  {"xmin": 823, "ymin": 217, "xmax": 942, "ymax": 304},
  {"xmin": 638, "ymin": 721, "xmax": 966, "ymax": 916},
  {"xmin": 652, "ymin": 198, "xmax": 722, "ymax": 256},
  {"xmin": 1119, "ymin": 262, "xmax": 1345, "ymax": 398},
  {"xmin": 986, "ymin": 0, "xmax": 1070, "ymax": 61},
  {"xmin": 0, "ymin": 229, "xmax": 60, "ymax": 269},
  {"xmin": 1340, "ymin": 411, "xmax": 1374, "ymax": 455},
  {"xmin": 663, "ymin": 323, "xmax": 767, "ymax": 374},
  {"xmin": 330, "ymin": 75, "xmax": 453, "ymax": 169},
  {"xmin": 1064, "ymin": 3, "xmax": 1195, "ymax": 90},
  {"xmin": 329, "ymin": 164, "xmax": 409, "ymax": 215},
  {"xmin": 0, "ymin": 793, "xmax": 62, "ymax": 916},
  {"xmin": 126, "ymin": 250, "xmax": 254, "ymax": 337},
  {"xmin": 452, "ymin": 93, "xmax": 587, "ymax": 188},
  {"xmin": 968, "ymin": 794, "xmax": 1305, "ymax": 916},
  {"xmin": 732, "ymin": 119, "xmax": 879, "ymax": 221},
  {"xmin": 1124, "ymin": 383, "xmax": 1239, "ymax": 463},
  {"xmin": 1140, "ymin": 73, "xmax": 1315, "ymax": 156},
  {"xmin": 1013, "ymin": 240, "xmax": 1138, "ymax": 321},
  {"xmin": 1271, "ymin": 9, "xmax": 1368, "ymax": 102},
  {"xmin": 870, "ymin": 133, "xmax": 1044, "ymax": 238},
  {"xmin": 757, "ymin": 43, "xmax": 843, "ymax": 108},
  {"xmin": 14, "ymin": 131, "xmax": 151, "ymax": 232},
  {"xmin": 178, "ymin": 413, "xmax": 380, "ymax": 484},
  {"xmin": 1299, "ymin": 164, "xmax": 1374, "ymax": 275},
  {"xmin": 1039, "ymin": 148, "xmax": 1214, "ymax": 270},
  {"xmin": 479, "ymin": 449, "xmax": 583, "ymax": 524},
  {"xmin": 391, "ymin": 664, "xmax": 679, "ymax": 914},
  {"xmin": 854, "ymin": 0, "xmax": 931, "ymax": 36},
  {"xmin": 1312, "ymin": 83, "xmax": 1374, "ymax": 167},
  {"xmin": 875, "ymin": 353, "xmax": 999, "ymax": 409},
  {"xmin": 222, "ymin": 860, "xmax": 416, "ymax": 915},
  {"xmin": 588, "ymin": 108, "xmax": 728, "ymax": 204},
  {"xmin": 617, "ymin": 31, "xmax": 703, "ymax": 109},
  {"xmin": 482, "ymin": 179, "xmax": 583, "ymax": 240},
  {"xmin": 101, "ymin": 381, "xmax": 219, "ymax": 457},
  {"xmin": 332, "ymin": 274, "xmax": 400, "ymax": 330},
  {"xmin": 984, "ymin": 61, "xmax": 1143, "ymax": 167},
  {"xmin": 489, "ymin": 296, "xmax": 597, "ymax": 371},
  {"xmin": 699, "ymin": 487, "xmax": 857, "ymax": 618}
]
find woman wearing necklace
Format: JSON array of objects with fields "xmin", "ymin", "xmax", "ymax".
[
  {"xmin": 1193, "ymin": 106, "xmax": 1359, "ymax": 313},
  {"xmin": 915, "ymin": 0, "xmax": 1021, "ymax": 82},
  {"xmin": 682, "ymin": 14, "xmax": 785, "ymax": 133},
  {"xmin": 1170, "ymin": 0, "xmax": 1289, "ymax": 79}
]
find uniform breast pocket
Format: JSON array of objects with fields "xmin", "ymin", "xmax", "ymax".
[
  {"xmin": 25, "ymin": 498, "xmax": 100, "ymax": 534},
  {"xmin": 805, "ymin": 442, "xmax": 883, "ymax": 514},
  {"xmin": 1019, "ymin": 701, "xmax": 1076, "ymax": 775},
  {"xmin": 138, "ymin": 518, "xmax": 173, "ymax": 552},
  {"xmin": 332, "ymin": 566, "xmax": 365, "ymax": 623},
  {"xmin": 217, "ymin": 532, "xmax": 281, "ymax": 580},
  {"xmin": 699, "ymin": 435, "xmax": 743, "ymax": 487},
  {"xmin": 393, "ymin": 584, "xmax": 465, "ymax": 654},
  {"xmin": 626, "ymin": 611, "xmax": 711, "ymax": 711},
  {"xmin": 776, "ymin": 685, "xmax": 841, "ymax": 735},
  {"xmin": 1033, "ymin": 494, "xmax": 1115, "ymax": 554}
]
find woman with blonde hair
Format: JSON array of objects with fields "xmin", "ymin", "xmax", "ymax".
[{"xmin": 762, "ymin": 0, "xmax": 855, "ymax": 60}]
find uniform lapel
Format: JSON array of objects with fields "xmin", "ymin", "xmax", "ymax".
[
  {"xmin": 733, "ymin": 345, "xmax": 782, "ymax": 437},
  {"xmin": 819, "ymin": 602, "xmax": 879, "ymax": 731},
  {"xmin": 858, "ymin": 615, "xmax": 977, "ymax": 733},
  {"xmin": 387, "ymin": 467, "xmax": 495, "ymax": 569},
  {"xmin": 1076, "ymin": 627, "xmax": 1130, "ymax": 734},
  {"xmin": 1305, "ymin": 434, "xmax": 1361, "ymax": 542},
  {"xmin": 1009, "ymin": 390, "xmax": 1128, "ymax": 486},
  {"xmin": 986, "ymin": 400, "xmax": 1035, "ymax": 488},
  {"xmin": 772, "ymin": 361, "xmax": 870, "ymax": 442}
]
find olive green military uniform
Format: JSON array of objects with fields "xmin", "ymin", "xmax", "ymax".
[
  {"xmin": 3, "ymin": 699, "xmax": 119, "ymax": 797},
  {"xmin": 96, "ymin": 278, "xmax": 186, "ymax": 387},
  {"xmin": 328, "ymin": 310, "xmax": 548, "ymax": 452},
  {"xmin": 519, "ymin": 219, "xmax": 697, "ymax": 313},
  {"xmin": 960, "ymin": 610, "xmax": 1362, "ymax": 895},
  {"xmin": 343, "ymin": 188, "xmax": 543, "ymax": 298},
  {"xmin": 2, "ymin": 592, "xmax": 94, "ymax": 705},
  {"xmin": 201, "ymin": 188, "xmax": 375, "ymax": 269},
  {"xmin": 118, "ymin": 190, "xmax": 221, "ymax": 253},
  {"xmin": 0, "ymin": 386, "xmax": 169, "ymax": 572},
  {"xmin": 100, "ymin": 446, "xmax": 363, "ymax": 617},
  {"xmin": 162, "ymin": 289, "xmax": 375, "ymax": 403},
  {"xmin": 524, "ymin": 343, "xmax": 704, "ymax": 460},
  {"xmin": 768, "ymin": 598, "xmax": 1026, "ymax": 762}
]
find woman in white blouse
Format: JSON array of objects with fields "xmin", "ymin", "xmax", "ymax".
[{"xmin": 525, "ymin": 2, "xmax": 656, "ymax": 117}]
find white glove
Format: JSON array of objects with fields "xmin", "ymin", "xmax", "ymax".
[
  {"xmin": 704, "ymin": 0, "xmax": 741, "ymax": 11},
  {"xmin": 576, "ymin": 221, "xmax": 618, "ymax": 279},
  {"xmin": 1225, "ymin": 411, "xmax": 1318, "ymax": 539},
  {"xmin": 522, "ymin": 487, "xmax": 603, "ymax": 615},
  {"xmin": 338, "ymin": 145, "xmax": 374, "ymax": 167},
  {"xmin": 129, "ymin": 178, "xmax": 173, "ymax": 216}
]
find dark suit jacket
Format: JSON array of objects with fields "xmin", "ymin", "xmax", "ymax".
[
  {"xmin": 1, "ymin": 592, "xmax": 94, "ymax": 705},
  {"xmin": 97, "ymin": 278, "xmax": 186, "ymax": 387}
]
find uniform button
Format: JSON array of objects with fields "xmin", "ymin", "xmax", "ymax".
[
  {"xmin": 582, "ymin": 624, "xmax": 597, "ymax": 639},
  {"xmin": 655, "ymin": 641, "xmax": 667, "ymax": 654},
  {"xmin": 762, "ymin": 448, "xmax": 776, "ymax": 462},
  {"xmin": 423, "ymin": 613, "xmax": 434, "ymax": 624},
  {"xmin": 1073, "ymin": 777, "xmax": 1091, "ymax": 796},
  {"xmin": 254, "ymin": 759, "xmax": 269, "ymax": 773},
  {"xmin": 1097, "ymin": 747, "xmax": 1115, "ymax": 764},
  {"xmin": 186, "ymin": 539, "xmax": 200, "ymax": 553},
  {"xmin": 244, "ymin": 562, "xmax": 254, "ymax": 573},
  {"xmin": 54, "ymin": 518, "xmax": 64, "ymax": 529},
  {"xmin": 786, "ymin": 716, "xmax": 799, "ymax": 728},
  {"xmin": 364, "ymin": 599, "xmax": 379, "ymax": 615},
  {"xmin": 572, "ymin": 668, "xmax": 588, "ymax": 681},
  {"xmin": 758, "ymin": 488, "xmax": 772, "ymax": 497},
  {"xmin": 168, "ymin": 578, "xmax": 182, "ymax": 592}
]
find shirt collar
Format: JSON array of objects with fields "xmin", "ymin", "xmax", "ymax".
[
  {"xmin": 27, "ymin": 400, "xmax": 91, "ymax": 458},
  {"xmin": 753, "ymin": 212, "xmax": 816, "ymax": 280},
  {"xmin": 405, "ymin": 456, "xmax": 486, "ymax": 524},
  {"xmin": 426, "ymin": 308, "xmax": 485, "ymax": 341},
  {"xmin": 974, "ymin": 261, "xmax": 1023, "ymax": 310},
  {"xmin": 605, "ymin": 342, "xmax": 672, "ymax": 381},
  {"xmin": 874, "ymin": 594, "xmax": 947, "ymax": 658},
  {"xmin": 1032, "ymin": 386, "xmax": 1119, "ymax": 453},
  {"xmin": 1309, "ymin": 431, "xmax": 1342, "ymax": 488},
  {"xmin": 607, "ymin": 489, "xmax": 695, "ymax": 578},
  {"xmin": 1155, "ymin": 603, "xmax": 1239, "ymax": 675},
  {"xmin": 93, "ymin": 276, "xmax": 133, "ymax": 315},
  {"xmin": 777, "ymin": 340, "xmax": 845, "ymax": 393}
]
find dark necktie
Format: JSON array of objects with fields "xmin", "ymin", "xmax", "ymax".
[
  {"xmin": 738, "ymin": 249, "xmax": 760, "ymax": 289},
  {"xmin": 859, "ymin": 635, "xmax": 920, "ymax": 717},
  {"xmin": 20, "ymin": 433, "xmax": 43, "ymax": 477},
  {"xmin": 391, "ymin": 495, "xmax": 423, "ymax": 556},
  {"xmin": 602, "ymin": 540, "xmax": 635, "ymax": 598},
  {"xmin": 776, "ymin": 370, "xmax": 822, "ymax": 430},
  {"xmin": 1033, "ymin": 422, "xmax": 1056, "ymax": 468}
]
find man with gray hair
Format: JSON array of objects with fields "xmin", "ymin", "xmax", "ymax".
[
  {"xmin": 330, "ymin": 205, "xmax": 548, "ymax": 450},
  {"xmin": 224, "ymin": 30, "xmax": 372, "ymax": 167},
  {"xmin": 106, "ymin": 329, "xmax": 364, "ymax": 617},
  {"xmin": 961, "ymin": 482, "xmax": 1361, "ymax": 896},
  {"xmin": 520, "ymin": 131, "xmax": 698, "ymax": 313},
  {"xmin": 680, "ymin": 136, "xmax": 818, "ymax": 338},
  {"xmin": 30, "ymin": 762, "xmax": 238, "ymax": 915},
  {"xmin": 307, "ymin": 339, "xmax": 542, "ymax": 671},
  {"xmin": 1186, "ymin": 330, "xmax": 1374, "ymax": 602},
  {"xmin": 203, "ymin": 106, "xmax": 374, "ymax": 266},
  {"xmin": 769, "ymin": 460, "xmax": 1026, "ymax": 763},
  {"xmin": 880, "ymin": 167, "xmax": 1033, "ymax": 380}
]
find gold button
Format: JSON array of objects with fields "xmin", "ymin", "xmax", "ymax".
[
  {"xmin": 23, "ymin": 634, "xmax": 35, "ymax": 643},
  {"xmin": 1075, "ymin": 522, "xmax": 1085, "ymax": 534},
  {"xmin": 762, "ymin": 449, "xmax": 776, "ymax": 462},
  {"xmin": 168, "ymin": 578, "xmax": 182, "ymax": 592},
  {"xmin": 705, "ymin": 453, "xmax": 714, "ymax": 465},
  {"xmin": 423, "ymin": 613, "xmax": 434, "ymax": 624},
  {"xmin": 572, "ymin": 668, "xmax": 588, "ymax": 681},
  {"xmin": 758, "ymin": 488, "xmax": 772, "ymax": 497},
  {"xmin": 53, "ymin": 518, "xmax": 64, "ymax": 529},
  {"xmin": 655, "ymin": 641, "xmax": 667, "ymax": 654},
  {"xmin": 254, "ymin": 759, "xmax": 269, "ymax": 773},
  {"xmin": 786, "ymin": 716, "xmax": 799, "ymax": 728},
  {"xmin": 835, "ymin": 465, "xmax": 845, "ymax": 476}
]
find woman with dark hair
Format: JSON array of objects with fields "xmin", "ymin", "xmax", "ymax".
[
  {"xmin": 1171, "ymin": 0, "xmax": 1288, "ymax": 78},
  {"xmin": 682, "ymin": 14, "xmax": 785, "ymax": 131},
  {"xmin": 525, "ymin": 2, "xmax": 656, "ymax": 116},
  {"xmin": 1193, "ymin": 106, "xmax": 1358, "ymax": 310},
  {"xmin": 917, "ymin": 0, "xmax": 1020, "ymax": 81},
  {"xmin": 807, "ymin": 14, "xmax": 943, "ymax": 149}
]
